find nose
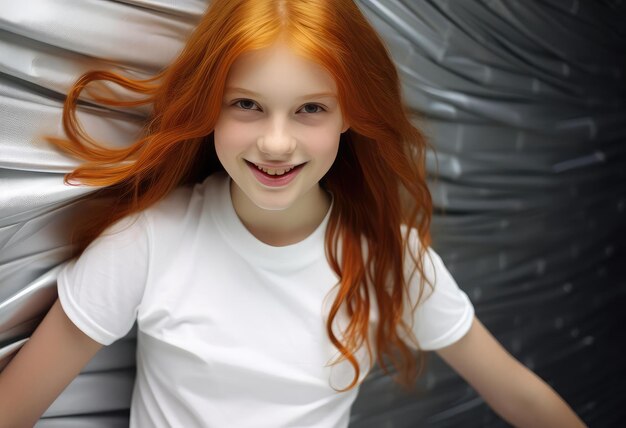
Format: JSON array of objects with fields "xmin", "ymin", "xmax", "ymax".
[{"xmin": 256, "ymin": 120, "xmax": 297, "ymax": 158}]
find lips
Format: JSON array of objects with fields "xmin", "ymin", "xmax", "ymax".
[
  {"xmin": 252, "ymin": 163, "xmax": 296, "ymax": 176},
  {"xmin": 245, "ymin": 160, "xmax": 305, "ymax": 187}
]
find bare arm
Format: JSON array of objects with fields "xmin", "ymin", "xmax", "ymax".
[
  {"xmin": 436, "ymin": 316, "xmax": 587, "ymax": 428},
  {"xmin": 0, "ymin": 298, "xmax": 103, "ymax": 428}
]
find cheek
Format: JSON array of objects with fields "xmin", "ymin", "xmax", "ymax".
[
  {"xmin": 213, "ymin": 119, "xmax": 251, "ymax": 152},
  {"xmin": 303, "ymin": 127, "xmax": 341, "ymax": 160}
]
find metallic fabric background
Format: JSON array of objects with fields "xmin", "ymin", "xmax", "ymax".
[{"xmin": 0, "ymin": 1, "xmax": 624, "ymax": 426}]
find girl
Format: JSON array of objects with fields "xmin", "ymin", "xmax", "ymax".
[{"xmin": 0, "ymin": 0, "xmax": 586, "ymax": 426}]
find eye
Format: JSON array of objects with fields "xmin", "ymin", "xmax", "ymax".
[
  {"xmin": 233, "ymin": 99, "xmax": 260, "ymax": 111},
  {"xmin": 300, "ymin": 103, "xmax": 326, "ymax": 114},
  {"xmin": 232, "ymin": 99, "xmax": 326, "ymax": 114}
]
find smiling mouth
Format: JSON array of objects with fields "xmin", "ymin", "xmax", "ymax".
[{"xmin": 245, "ymin": 160, "xmax": 306, "ymax": 176}]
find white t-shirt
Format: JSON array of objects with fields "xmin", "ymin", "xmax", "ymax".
[{"xmin": 57, "ymin": 171, "xmax": 474, "ymax": 428}]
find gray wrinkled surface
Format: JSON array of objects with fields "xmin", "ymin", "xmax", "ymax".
[{"xmin": 1, "ymin": 0, "xmax": 624, "ymax": 426}]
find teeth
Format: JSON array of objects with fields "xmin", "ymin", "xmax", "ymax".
[{"xmin": 256, "ymin": 165, "xmax": 295, "ymax": 176}]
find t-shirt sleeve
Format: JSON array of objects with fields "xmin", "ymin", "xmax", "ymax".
[
  {"xmin": 402, "ymin": 231, "xmax": 475, "ymax": 351},
  {"xmin": 56, "ymin": 212, "xmax": 151, "ymax": 346}
]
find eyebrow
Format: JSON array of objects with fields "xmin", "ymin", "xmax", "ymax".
[{"xmin": 225, "ymin": 87, "xmax": 337, "ymax": 100}]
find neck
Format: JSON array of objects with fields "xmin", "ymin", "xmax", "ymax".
[{"xmin": 230, "ymin": 181, "xmax": 331, "ymax": 247}]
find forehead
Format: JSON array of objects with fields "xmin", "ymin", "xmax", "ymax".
[{"xmin": 224, "ymin": 41, "xmax": 337, "ymax": 97}]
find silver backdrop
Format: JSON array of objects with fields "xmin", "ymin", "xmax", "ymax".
[{"xmin": 1, "ymin": 0, "xmax": 624, "ymax": 426}]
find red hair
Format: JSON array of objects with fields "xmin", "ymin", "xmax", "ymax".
[{"xmin": 46, "ymin": 0, "xmax": 435, "ymax": 392}]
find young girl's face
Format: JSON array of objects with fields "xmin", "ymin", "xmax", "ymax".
[{"xmin": 213, "ymin": 40, "xmax": 349, "ymax": 212}]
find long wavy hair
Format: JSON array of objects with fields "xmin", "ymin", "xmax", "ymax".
[{"xmin": 46, "ymin": 0, "xmax": 435, "ymax": 393}]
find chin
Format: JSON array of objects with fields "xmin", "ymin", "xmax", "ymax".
[{"xmin": 250, "ymin": 198, "xmax": 294, "ymax": 212}]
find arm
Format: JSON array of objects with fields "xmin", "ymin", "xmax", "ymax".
[
  {"xmin": 0, "ymin": 298, "xmax": 103, "ymax": 428},
  {"xmin": 435, "ymin": 316, "xmax": 587, "ymax": 428}
]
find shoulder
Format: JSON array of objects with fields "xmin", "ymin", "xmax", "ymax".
[
  {"xmin": 400, "ymin": 224, "xmax": 436, "ymax": 275},
  {"xmin": 400, "ymin": 224, "xmax": 420, "ymax": 249},
  {"xmin": 142, "ymin": 172, "xmax": 226, "ymax": 226},
  {"xmin": 399, "ymin": 225, "xmax": 458, "ymax": 304},
  {"xmin": 127, "ymin": 172, "xmax": 227, "ymax": 254},
  {"xmin": 399, "ymin": 227, "xmax": 475, "ymax": 351}
]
